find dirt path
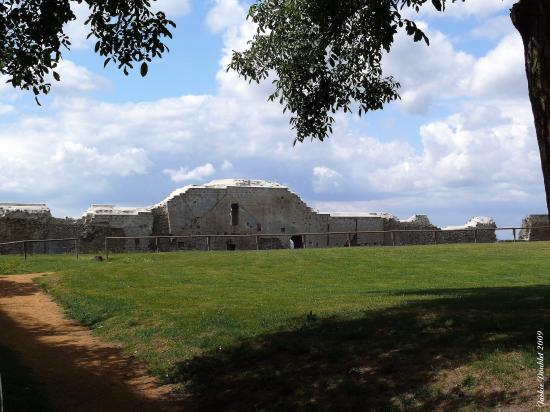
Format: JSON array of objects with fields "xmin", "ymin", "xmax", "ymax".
[{"xmin": 0, "ymin": 274, "xmax": 182, "ymax": 411}]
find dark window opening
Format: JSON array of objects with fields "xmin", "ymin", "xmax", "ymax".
[
  {"xmin": 227, "ymin": 243, "xmax": 236, "ymax": 251},
  {"xmin": 281, "ymin": 227, "xmax": 286, "ymax": 233},
  {"xmin": 257, "ymin": 223, "xmax": 262, "ymax": 232},
  {"xmin": 231, "ymin": 203, "xmax": 239, "ymax": 226},
  {"xmin": 291, "ymin": 235, "xmax": 304, "ymax": 249},
  {"xmin": 134, "ymin": 238, "xmax": 140, "ymax": 246}
]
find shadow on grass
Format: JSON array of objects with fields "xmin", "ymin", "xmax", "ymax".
[{"xmin": 173, "ymin": 286, "xmax": 550, "ymax": 411}]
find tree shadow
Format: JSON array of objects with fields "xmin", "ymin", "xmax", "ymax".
[
  {"xmin": 0, "ymin": 276, "xmax": 45, "ymax": 298},
  {"xmin": 173, "ymin": 285, "xmax": 550, "ymax": 411},
  {"xmin": 0, "ymin": 278, "xmax": 181, "ymax": 412}
]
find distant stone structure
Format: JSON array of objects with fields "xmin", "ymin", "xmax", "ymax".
[
  {"xmin": 0, "ymin": 179, "xmax": 497, "ymax": 253},
  {"xmin": 519, "ymin": 215, "xmax": 550, "ymax": 241}
]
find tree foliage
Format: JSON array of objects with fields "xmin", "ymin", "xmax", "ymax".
[
  {"xmin": 230, "ymin": 0, "xmax": 463, "ymax": 143},
  {"xmin": 0, "ymin": 0, "xmax": 175, "ymax": 104}
]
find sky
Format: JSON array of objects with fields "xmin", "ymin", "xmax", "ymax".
[{"xmin": 0, "ymin": 0, "xmax": 542, "ymax": 231}]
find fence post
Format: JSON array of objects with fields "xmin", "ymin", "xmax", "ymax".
[
  {"xmin": 391, "ymin": 231, "xmax": 396, "ymax": 247},
  {"xmin": 206, "ymin": 236, "xmax": 211, "ymax": 251},
  {"xmin": 155, "ymin": 237, "xmax": 160, "ymax": 253},
  {"xmin": 513, "ymin": 228, "xmax": 517, "ymax": 242},
  {"xmin": 433, "ymin": 230, "xmax": 437, "ymax": 245},
  {"xmin": 23, "ymin": 241, "xmax": 27, "ymax": 261},
  {"xmin": 75, "ymin": 239, "xmax": 79, "ymax": 260},
  {"xmin": 256, "ymin": 236, "xmax": 260, "ymax": 251},
  {"xmin": 474, "ymin": 229, "xmax": 478, "ymax": 243},
  {"xmin": 347, "ymin": 233, "xmax": 351, "ymax": 247},
  {"xmin": 104, "ymin": 238, "xmax": 109, "ymax": 260},
  {"xmin": 303, "ymin": 234, "xmax": 307, "ymax": 249}
]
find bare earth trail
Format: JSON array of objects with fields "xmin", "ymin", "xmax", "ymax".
[{"xmin": 0, "ymin": 274, "xmax": 183, "ymax": 412}]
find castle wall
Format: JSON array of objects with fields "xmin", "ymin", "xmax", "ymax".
[
  {"xmin": 519, "ymin": 215, "xmax": 550, "ymax": 241},
  {"xmin": 327, "ymin": 216, "xmax": 385, "ymax": 247},
  {"xmin": 161, "ymin": 185, "xmax": 331, "ymax": 250},
  {"xmin": 440, "ymin": 217, "xmax": 497, "ymax": 244},
  {"xmin": 81, "ymin": 206, "xmax": 154, "ymax": 253},
  {"xmin": 0, "ymin": 180, "xmax": 500, "ymax": 254},
  {"xmin": 0, "ymin": 205, "xmax": 51, "ymax": 254},
  {"xmin": 46, "ymin": 218, "xmax": 80, "ymax": 253},
  {"xmin": 383, "ymin": 215, "xmax": 438, "ymax": 246}
]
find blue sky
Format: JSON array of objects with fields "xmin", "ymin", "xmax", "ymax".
[{"xmin": 0, "ymin": 0, "xmax": 542, "ymax": 230}]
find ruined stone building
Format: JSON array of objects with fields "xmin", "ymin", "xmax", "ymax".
[
  {"xmin": 519, "ymin": 215, "xmax": 550, "ymax": 241},
  {"xmin": 0, "ymin": 179, "xmax": 498, "ymax": 254}
]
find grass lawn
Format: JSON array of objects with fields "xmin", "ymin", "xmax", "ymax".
[{"xmin": 1, "ymin": 242, "xmax": 549, "ymax": 410}]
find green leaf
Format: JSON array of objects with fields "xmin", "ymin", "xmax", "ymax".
[
  {"xmin": 140, "ymin": 62, "xmax": 148, "ymax": 77},
  {"xmin": 432, "ymin": 0, "xmax": 443, "ymax": 12}
]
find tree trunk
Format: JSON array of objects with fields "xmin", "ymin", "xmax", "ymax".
[{"xmin": 511, "ymin": 0, "xmax": 550, "ymax": 221}]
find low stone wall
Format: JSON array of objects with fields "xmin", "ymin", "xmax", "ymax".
[
  {"xmin": 440, "ymin": 217, "xmax": 497, "ymax": 244},
  {"xmin": 519, "ymin": 215, "xmax": 550, "ymax": 241},
  {"xmin": 383, "ymin": 215, "xmax": 438, "ymax": 246}
]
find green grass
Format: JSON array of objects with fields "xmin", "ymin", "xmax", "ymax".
[{"xmin": 1, "ymin": 242, "xmax": 549, "ymax": 410}]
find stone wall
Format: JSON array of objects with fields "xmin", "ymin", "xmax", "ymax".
[
  {"xmin": 0, "ymin": 179, "xmax": 500, "ymax": 253},
  {"xmin": 156, "ymin": 181, "xmax": 331, "ymax": 250},
  {"xmin": 328, "ymin": 215, "xmax": 385, "ymax": 247},
  {"xmin": 81, "ymin": 205, "xmax": 154, "ymax": 253},
  {"xmin": 519, "ymin": 215, "xmax": 550, "ymax": 241},
  {"xmin": 0, "ymin": 204, "xmax": 51, "ymax": 254},
  {"xmin": 383, "ymin": 215, "xmax": 438, "ymax": 246},
  {"xmin": 440, "ymin": 217, "xmax": 497, "ymax": 244}
]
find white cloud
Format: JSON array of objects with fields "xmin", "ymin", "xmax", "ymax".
[
  {"xmin": 364, "ymin": 101, "xmax": 538, "ymax": 196},
  {"xmin": 53, "ymin": 60, "xmax": 110, "ymax": 94},
  {"xmin": 384, "ymin": 23, "xmax": 527, "ymax": 114},
  {"xmin": 418, "ymin": 0, "xmax": 517, "ymax": 19},
  {"xmin": 470, "ymin": 16, "xmax": 514, "ymax": 39},
  {"xmin": 52, "ymin": 142, "xmax": 151, "ymax": 177},
  {"xmin": 221, "ymin": 160, "xmax": 234, "ymax": 171},
  {"xmin": 151, "ymin": 0, "xmax": 192, "ymax": 17},
  {"xmin": 383, "ymin": 24, "xmax": 475, "ymax": 114},
  {"xmin": 164, "ymin": 163, "xmax": 216, "ymax": 183},
  {"xmin": 206, "ymin": 0, "xmax": 246, "ymax": 33},
  {"xmin": 0, "ymin": 129, "xmax": 151, "ymax": 195},
  {"xmin": 469, "ymin": 33, "xmax": 527, "ymax": 98},
  {"xmin": 313, "ymin": 166, "xmax": 343, "ymax": 193},
  {"xmin": 65, "ymin": 2, "xmax": 93, "ymax": 50}
]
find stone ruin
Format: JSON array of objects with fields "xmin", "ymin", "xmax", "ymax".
[
  {"xmin": 519, "ymin": 215, "xmax": 550, "ymax": 241},
  {"xmin": 0, "ymin": 179, "xmax": 498, "ymax": 254}
]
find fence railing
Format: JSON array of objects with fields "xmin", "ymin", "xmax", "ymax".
[
  {"xmin": 1, "ymin": 226, "xmax": 548, "ymax": 260},
  {"xmin": 103, "ymin": 226, "xmax": 550, "ymax": 259},
  {"xmin": 0, "ymin": 238, "xmax": 79, "ymax": 260}
]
